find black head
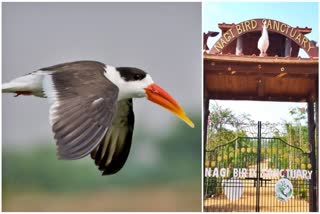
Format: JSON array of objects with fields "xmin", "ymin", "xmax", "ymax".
[{"xmin": 116, "ymin": 67, "xmax": 147, "ymax": 81}]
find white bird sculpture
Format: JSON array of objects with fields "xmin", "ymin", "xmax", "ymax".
[{"xmin": 257, "ymin": 20, "xmax": 269, "ymax": 57}]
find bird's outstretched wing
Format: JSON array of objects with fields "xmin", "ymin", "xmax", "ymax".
[
  {"xmin": 91, "ymin": 99, "xmax": 134, "ymax": 175},
  {"xmin": 42, "ymin": 61, "xmax": 119, "ymax": 160}
]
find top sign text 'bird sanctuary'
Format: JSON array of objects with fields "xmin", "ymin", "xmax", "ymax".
[
  {"xmin": 210, "ymin": 18, "xmax": 316, "ymax": 57},
  {"xmin": 205, "ymin": 167, "xmax": 313, "ymax": 180}
]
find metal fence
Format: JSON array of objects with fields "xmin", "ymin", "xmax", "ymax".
[{"xmin": 204, "ymin": 122, "xmax": 312, "ymax": 212}]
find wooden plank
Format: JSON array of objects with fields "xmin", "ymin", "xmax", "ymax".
[{"xmin": 204, "ymin": 55, "xmax": 318, "ymax": 102}]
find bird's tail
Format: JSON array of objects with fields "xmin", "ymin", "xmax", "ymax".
[
  {"xmin": 2, "ymin": 72, "xmax": 45, "ymax": 97},
  {"xmin": 2, "ymin": 82, "xmax": 15, "ymax": 93},
  {"xmin": 2, "ymin": 81, "xmax": 25, "ymax": 93}
]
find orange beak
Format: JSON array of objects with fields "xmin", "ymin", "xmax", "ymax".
[{"xmin": 144, "ymin": 83, "xmax": 194, "ymax": 128}]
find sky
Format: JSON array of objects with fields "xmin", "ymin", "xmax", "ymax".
[
  {"xmin": 203, "ymin": 1, "xmax": 319, "ymax": 123},
  {"xmin": 211, "ymin": 100, "xmax": 307, "ymax": 124},
  {"xmin": 2, "ymin": 2, "xmax": 201, "ymax": 145},
  {"xmin": 203, "ymin": 2, "xmax": 319, "ymax": 52}
]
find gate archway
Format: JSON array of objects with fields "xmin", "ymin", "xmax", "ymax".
[
  {"xmin": 203, "ymin": 17, "xmax": 318, "ymax": 212},
  {"xmin": 208, "ymin": 18, "xmax": 318, "ymax": 57}
]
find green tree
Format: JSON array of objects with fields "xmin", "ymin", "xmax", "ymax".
[
  {"xmin": 206, "ymin": 102, "xmax": 253, "ymax": 150},
  {"xmin": 283, "ymin": 106, "xmax": 309, "ymax": 151}
]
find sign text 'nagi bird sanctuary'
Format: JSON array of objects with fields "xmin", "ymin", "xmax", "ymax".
[{"xmin": 211, "ymin": 18, "xmax": 316, "ymax": 56}]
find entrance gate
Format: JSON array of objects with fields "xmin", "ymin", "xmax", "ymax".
[{"xmin": 204, "ymin": 122, "xmax": 311, "ymax": 212}]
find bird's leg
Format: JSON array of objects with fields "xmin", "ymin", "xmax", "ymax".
[
  {"xmin": 259, "ymin": 52, "xmax": 267, "ymax": 57},
  {"xmin": 14, "ymin": 91, "xmax": 32, "ymax": 97}
]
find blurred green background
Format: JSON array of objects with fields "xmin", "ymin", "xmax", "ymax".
[{"xmin": 2, "ymin": 114, "xmax": 201, "ymax": 211}]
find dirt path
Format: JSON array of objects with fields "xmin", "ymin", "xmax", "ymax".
[{"xmin": 204, "ymin": 181, "xmax": 309, "ymax": 212}]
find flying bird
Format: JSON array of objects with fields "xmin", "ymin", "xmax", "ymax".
[
  {"xmin": 257, "ymin": 20, "xmax": 269, "ymax": 57},
  {"xmin": 2, "ymin": 60, "xmax": 194, "ymax": 175}
]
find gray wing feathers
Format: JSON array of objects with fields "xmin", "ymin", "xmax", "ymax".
[
  {"xmin": 42, "ymin": 61, "xmax": 119, "ymax": 160},
  {"xmin": 54, "ymin": 96, "xmax": 113, "ymax": 160},
  {"xmin": 91, "ymin": 99, "xmax": 134, "ymax": 175}
]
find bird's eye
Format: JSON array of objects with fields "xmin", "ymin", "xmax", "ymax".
[{"xmin": 134, "ymin": 74, "xmax": 141, "ymax": 80}]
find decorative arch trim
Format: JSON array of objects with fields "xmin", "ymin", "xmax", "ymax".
[{"xmin": 209, "ymin": 18, "xmax": 317, "ymax": 57}]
